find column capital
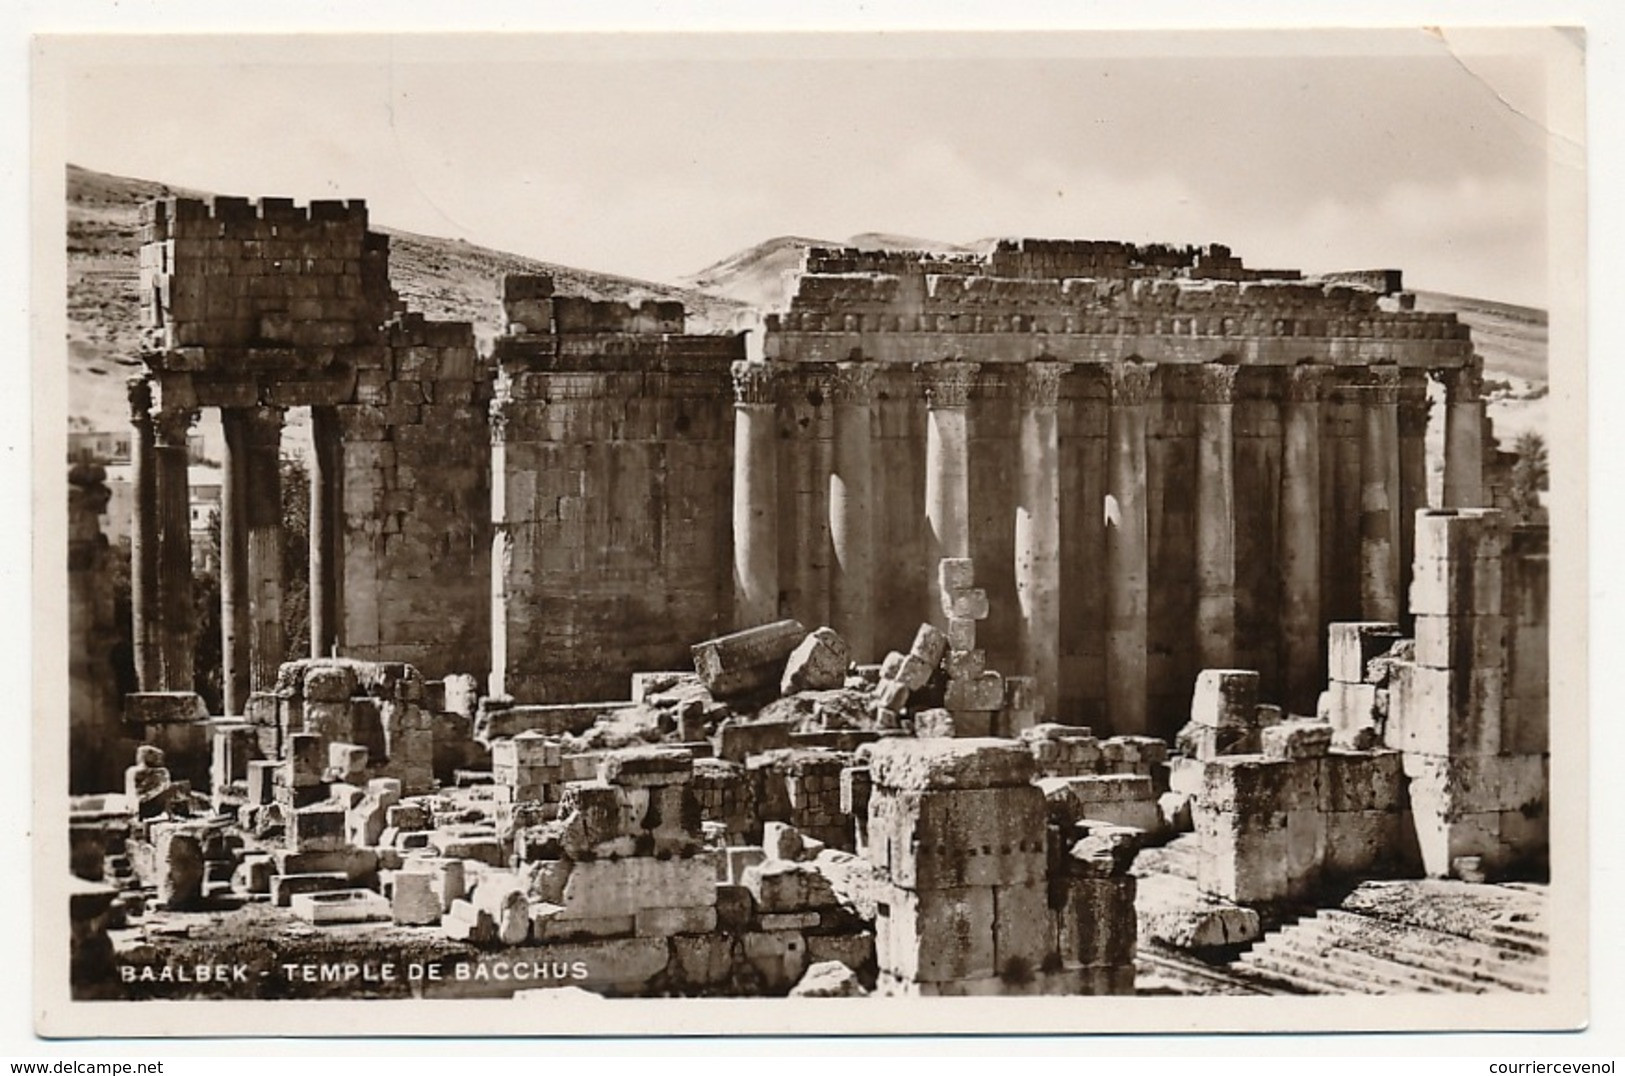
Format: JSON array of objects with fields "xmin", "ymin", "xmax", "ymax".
[
  {"xmin": 1284, "ymin": 363, "xmax": 1330, "ymax": 403},
  {"xmin": 1367, "ymin": 365, "xmax": 1401, "ymax": 404},
  {"xmin": 1196, "ymin": 363, "xmax": 1240, "ymax": 404},
  {"xmin": 731, "ymin": 360, "xmax": 779, "ymax": 406},
  {"xmin": 1020, "ymin": 361, "xmax": 1066, "ymax": 409},
  {"xmin": 1433, "ymin": 360, "xmax": 1484, "ymax": 402},
  {"xmin": 152, "ymin": 407, "xmax": 198, "ymax": 448},
  {"xmin": 127, "ymin": 376, "xmax": 154, "ymax": 425},
  {"xmin": 488, "ymin": 398, "xmax": 510, "ymax": 444},
  {"xmin": 1109, "ymin": 361, "xmax": 1155, "ymax": 406},
  {"xmin": 831, "ymin": 363, "xmax": 880, "ymax": 406},
  {"xmin": 918, "ymin": 361, "xmax": 979, "ymax": 409}
]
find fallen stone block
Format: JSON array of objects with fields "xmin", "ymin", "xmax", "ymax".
[
  {"xmin": 870, "ymin": 783, "xmax": 1048, "ymax": 890},
  {"xmin": 554, "ymin": 854, "xmax": 719, "ymax": 920},
  {"xmin": 909, "ymin": 623, "xmax": 950, "ymax": 669},
  {"xmin": 873, "ymin": 680, "xmax": 910, "ymax": 712},
  {"xmin": 874, "ymin": 883, "xmax": 996, "ymax": 983},
  {"xmin": 633, "ymin": 904, "xmax": 718, "ymax": 938},
  {"xmin": 790, "ymin": 960, "xmax": 870, "ymax": 998},
  {"xmin": 715, "ymin": 719, "xmax": 794, "ymax": 764},
  {"xmin": 781, "ymin": 627, "xmax": 853, "ymax": 694},
  {"xmin": 442, "ymin": 898, "xmax": 496, "ymax": 944},
  {"xmin": 742, "ymin": 929, "xmax": 809, "ymax": 993},
  {"xmin": 938, "ymin": 558, "xmax": 976, "ymax": 593},
  {"xmin": 598, "ymin": 746, "xmax": 692, "ymax": 787},
  {"xmin": 692, "ymin": 619, "xmax": 807, "ymax": 698},
  {"xmin": 944, "ymin": 648, "xmax": 987, "ymax": 681},
  {"xmin": 472, "ymin": 875, "xmax": 532, "ymax": 945},
  {"xmin": 390, "ymin": 868, "xmax": 442, "ymax": 925},
  {"xmin": 291, "ymin": 888, "xmax": 390, "ymax": 925},
  {"xmin": 944, "ymin": 671, "xmax": 1004, "ymax": 711},
  {"xmin": 741, "ymin": 860, "xmax": 839, "ymax": 913},
  {"xmin": 913, "ymin": 708, "xmax": 955, "ymax": 739},
  {"xmin": 289, "ymin": 804, "xmax": 347, "ymax": 853},
  {"xmin": 271, "ymin": 871, "xmax": 351, "ymax": 908},
  {"xmin": 124, "ymin": 692, "xmax": 208, "ymax": 726},
  {"xmin": 945, "ymin": 617, "xmax": 977, "ymax": 651},
  {"xmin": 762, "ymin": 821, "xmax": 805, "ymax": 862},
  {"xmin": 1261, "ymin": 720, "xmax": 1334, "ymax": 760},
  {"xmin": 941, "ymin": 588, "xmax": 990, "ymax": 621},
  {"xmin": 1055, "ymin": 874, "xmax": 1137, "ymax": 968},
  {"xmin": 863, "ymin": 737, "xmax": 1035, "ymax": 792},
  {"xmin": 1188, "ymin": 669, "xmax": 1259, "ymax": 729}
]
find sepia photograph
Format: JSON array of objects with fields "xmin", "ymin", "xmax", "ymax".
[{"xmin": 28, "ymin": 24, "xmax": 1591, "ymax": 1039}]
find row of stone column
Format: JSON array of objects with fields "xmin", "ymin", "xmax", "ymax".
[
  {"xmin": 730, "ymin": 358, "xmax": 1487, "ymax": 731},
  {"xmin": 127, "ymin": 378, "xmax": 344, "ymax": 714}
]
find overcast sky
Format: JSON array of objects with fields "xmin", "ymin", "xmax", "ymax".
[{"xmin": 50, "ymin": 29, "xmax": 1571, "ymax": 308}]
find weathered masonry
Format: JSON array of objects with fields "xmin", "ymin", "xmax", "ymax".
[
  {"xmin": 127, "ymin": 197, "xmax": 1490, "ymax": 742},
  {"xmin": 745, "ymin": 242, "xmax": 1489, "ymax": 738},
  {"xmin": 131, "ymin": 196, "xmax": 492, "ymax": 709},
  {"xmin": 488, "ymin": 278, "xmax": 742, "ymax": 702}
]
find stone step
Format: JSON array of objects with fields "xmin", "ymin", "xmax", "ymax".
[
  {"xmin": 1248, "ymin": 920, "xmax": 1470, "ymax": 995},
  {"xmin": 1232, "ymin": 948, "xmax": 1366, "ymax": 995},
  {"xmin": 1312, "ymin": 910, "xmax": 1546, "ymax": 992},
  {"xmin": 1134, "ymin": 945, "xmax": 1280, "ymax": 996}
]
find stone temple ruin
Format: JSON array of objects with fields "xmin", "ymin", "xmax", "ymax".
[{"xmin": 65, "ymin": 194, "xmax": 1549, "ymax": 1000}]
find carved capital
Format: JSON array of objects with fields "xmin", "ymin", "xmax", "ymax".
[
  {"xmin": 1433, "ymin": 360, "xmax": 1483, "ymax": 403},
  {"xmin": 831, "ymin": 363, "xmax": 879, "ymax": 407},
  {"xmin": 1109, "ymin": 361, "xmax": 1155, "ymax": 406},
  {"xmin": 488, "ymin": 399, "xmax": 510, "ymax": 444},
  {"xmin": 919, "ymin": 361, "xmax": 979, "ymax": 409},
  {"xmin": 1021, "ymin": 362, "xmax": 1066, "ymax": 409},
  {"xmin": 127, "ymin": 376, "xmax": 154, "ymax": 426},
  {"xmin": 1284, "ymin": 363, "xmax": 1329, "ymax": 403},
  {"xmin": 1367, "ymin": 365, "xmax": 1401, "ymax": 405},
  {"xmin": 152, "ymin": 407, "xmax": 198, "ymax": 448},
  {"xmin": 731, "ymin": 360, "xmax": 779, "ymax": 406},
  {"xmin": 1196, "ymin": 363, "xmax": 1240, "ymax": 404}
]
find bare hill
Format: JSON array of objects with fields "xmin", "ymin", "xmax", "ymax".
[{"xmin": 62, "ymin": 164, "xmax": 746, "ymax": 433}]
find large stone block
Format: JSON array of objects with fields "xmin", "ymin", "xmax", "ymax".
[
  {"xmin": 554, "ymin": 854, "xmax": 718, "ymax": 920},
  {"xmin": 1414, "ymin": 614, "xmax": 1506, "ymax": 672},
  {"xmin": 863, "ymin": 737, "xmax": 1035, "ymax": 792},
  {"xmin": 1199, "ymin": 755, "xmax": 1318, "ymax": 814},
  {"xmin": 598, "ymin": 746, "xmax": 692, "ymax": 788},
  {"xmin": 289, "ymin": 804, "xmax": 348, "ymax": 853},
  {"xmin": 874, "ymin": 883, "xmax": 996, "ymax": 983},
  {"xmin": 1188, "ymin": 670, "xmax": 1260, "ymax": 729},
  {"xmin": 740, "ymin": 860, "xmax": 838, "ymax": 913},
  {"xmin": 781, "ymin": 627, "xmax": 853, "ymax": 694},
  {"xmin": 867, "ymin": 785, "xmax": 1047, "ymax": 890},
  {"xmin": 1055, "ymin": 875, "xmax": 1137, "ymax": 967},
  {"xmin": 991, "ymin": 882, "xmax": 1054, "ymax": 980},
  {"xmin": 944, "ymin": 672, "xmax": 1005, "ymax": 711},
  {"xmin": 1261, "ymin": 720, "xmax": 1334, "ymax": 760},
  {"xmin": 715, "ymin": 720, "xmax": 793, "ymax": 764},
  {"xmin": 1387, "ymin": 663, "xmax": 1502, "ymax": 757},
  {"xmin": 1319, "ymin": 750, "xmax": 1407, "ymax": 813},
  {"xmin": 691, "ymin": 619, "xmax": 807, "ymax": 698}
]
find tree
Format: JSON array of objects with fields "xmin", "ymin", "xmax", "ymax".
[
  {"xmin": 1508, "ymin": 431, "xmax": 1548, "ymax": 524},
  {"xmin": 281, "ymin": 454, "xmax": 311, "ymax": 660}
]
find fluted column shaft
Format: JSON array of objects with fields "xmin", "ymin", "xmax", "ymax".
[
  {"xmin": 830, "ymin": 364, "xmax": 877, "ymax": 662},
  {"xmin": 1359, "ymin": 366, "xmax": 1403, "ymax": 622},
  {"xmin": 731, "ymin": 361, "xmax": 780, "ymax": 628},
  {"xmin": 243, "ymin": 407, "xmax": 285, "ymax": 694},
  {"xmin": 1280, "ymin": 364, "xmax": 1325, "ymax": 715},
  {"xmin": 308, "ymin": 406, "xmax": 342, "ymax": 659},
  {"xmin": 127, "ymin": 378, "xmax": 160, "ymax": 691},
  {"xmin": 1397, "ymin": 371, "xmax": 1431, "ymax": 628},
  {"xmin": 922, "ymin": 363, "xmax": 978, "ymax": 585},
  {"xmin": 1195, "ymin": 364, "xmax": 1239, "ymax": 670},
  {"xmin": 1106, "ymin": 362, "xmax": 1152, "ymax": 735},
  {"xmin": 1016, "ymin": 362, "xmax": 1064, "ymax": 718},
  {"xmin": 1441, "ymin": 362, "xmax": 1487, "ymax": 508},
  {"xmin": 153, "ymin": 406, "xmax": 198, "ymax": 692}
]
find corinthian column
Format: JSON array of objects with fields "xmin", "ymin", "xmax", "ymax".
[
  {"xmin": 153, "ymin": 405, "xmax": 198, "ymax": 692},
  {"xmin": 1440, "ymin": 360, "xmax": 1487, "ymax": 508},
  {"xmin": 1195, "ymin": 363, "xmax": 1239, "ymax": 670},
  {"xmin": 240, "ymin": 406, "xmax": 286, "ymax": 694},
  {"xmin": 731, "ymin": 361, "xmax": 780, "ymax": 628},
  {"xmin": 1279, "ymin": 364, "xmax": 1325, "ymax": 715},
  {"xmin": 1016, "ymin": 361, "xmax": 1065, "ymax": 718},
  {"xmin": 829, "ymin": 363, "xmax": 877, "ymax": 662},
  {"xmin": 1106, "ymin": 361, "xmax": 1152, "ymax": 735},
  {"xmin": 1359, "ymin": 366, "xmax": 1402, "ymax": 622},
  {"xmin": 127, "ymin": 377, "xmax": 160, "ymax": 691},
  {"xmin": 921, "ymin": 361, "xmax": 978, "ymax": 575}
]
